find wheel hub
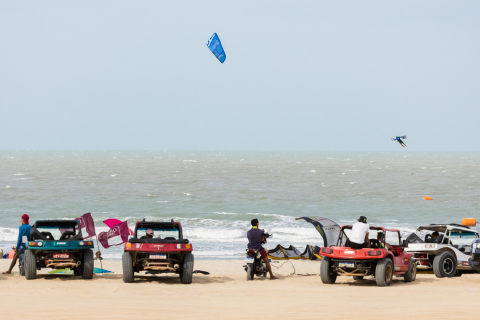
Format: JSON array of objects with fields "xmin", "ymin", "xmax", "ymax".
[{"xmin": 443, "ymin": 258, "xmax": 454, "ymax": 274}]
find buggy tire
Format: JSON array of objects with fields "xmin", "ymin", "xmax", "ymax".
[
  {"xmin": 25, "ymin": 250, "xmax": 37, "ymax": 280},
  {"xmin": 375, "ymin": 258, "xmax": 393, "ymax": 287},
  {"xmin": 353, "ymin": 276, "xmax": 364, "ymax": 280},
  {"xmin": 180, "ymin": 253, "xmax": 194, "ymax": 284},
  {"xmin": 320, "ymin": 257, "xmax": 337, "ymax": 284},
  {"xmin": 246, "ymin": 264, "xmax": 254, "ymax": 281},
  {"xmin": 122, "ymin": 252, "xmax": 135, "ymax": 283},
  {"xmin": 19, "ymin": 253, "xmax": 25, "ymax": 276},
  {"xmin": 404, "ymin": 258, "xmax": 417, "ymax": 282},
  {"xmin": 82, "ymin": 249, "xmax": 94, "ymax": 279},
  {"xmin": 433, "ymin": 251, "xmax": 457, "ymax": 278}
]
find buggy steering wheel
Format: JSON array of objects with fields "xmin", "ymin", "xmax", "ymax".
[{"xmin": 369, "ymin": 239, "xmax": 381, "ymax": 249}]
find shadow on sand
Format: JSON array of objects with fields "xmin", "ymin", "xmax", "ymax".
[{"xmin": 32, "ymin": 273, "xmax": 234, "ymax": 285}]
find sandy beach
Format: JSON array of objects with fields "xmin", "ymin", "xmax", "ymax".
[{"xmin": 1, "ymin": 259, "xmax": 479, "ymax": 319}]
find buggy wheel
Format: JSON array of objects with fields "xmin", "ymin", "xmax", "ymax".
[
  {"xmin": 82, "ymin": 249, "xmax": 94, "ymax": 279},
  {"xmin": 320, "ymin": 257, "xmax": 337, "ymax": 284},
  {"xmin": 353, "ymin": 276, "xmax": 364, "ymax": 280},
  {"xmin": 19, "ymin": 253, "xmax": 25, "ymax": 276},
  {"xmin": 122, "ymin": 252, "xmax": 135, "ymax": 283},
  {"xmin": 246, "ymin": 264, "xmax": 254, "ymax": 281},
  {"xmin": 433, "ymin": 251, "xmax": 457, "ymax": 278},
  {"xmin": 404, "ymin": 258, "xmax": 417, "ymax": 282},
  {"xmin": 375, "ymin": 258, "xmax": 393, "ymax": 287},
  {"xmin": 25, "ymin": 250, "xmax": 37, "ymax": 280},
  {"xmin": 180, "ymin": 253, "xmax": 194, "ymax": 284}
]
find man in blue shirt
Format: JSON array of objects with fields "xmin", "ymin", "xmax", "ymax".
[
  {"xmin": 247, "ymin": 219, "xmax": 277, "ymax": 280},
  {"xmin": 3, "ymin": 214, "xmax": 31, "ymax": 274}
]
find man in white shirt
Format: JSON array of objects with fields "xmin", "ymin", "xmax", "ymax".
[{"xmin": 346, "ymin": 216, "xmax": 370, "ymax": 249}]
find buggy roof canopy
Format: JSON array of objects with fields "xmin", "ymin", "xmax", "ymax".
[
  {"xmin": 34, "ymin": 220, "xmax": 80, "ymax": 228},
  {"xmin": 416, "ymin": 224, "xmax": 473, "ymax": 233},
  {"xmin": 296, "ymin": 217, "xmax": 340, "ymax": 247}
]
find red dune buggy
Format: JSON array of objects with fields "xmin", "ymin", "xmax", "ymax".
[
  {"xmin": 122, "ymin": 219, "xmax": 194, "ymax": 284},
  {"xmin": 318, "ymin": 226, "xmax": 416, "ymax": 287}
]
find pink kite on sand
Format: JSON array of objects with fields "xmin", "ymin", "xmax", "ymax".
[{"xmin": 103, "ymin": 219, "xmax": 134, "ymax": 235}]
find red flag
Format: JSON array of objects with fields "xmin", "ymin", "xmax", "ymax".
[
  {"xmin": 104, "ymin": 218, "xmax": 134, "ymax": 235},
  {"xmin": 98, "ymin": 221, "xmax": 130, "ymax": 249},
  {"xmin": 75, "ymin": 212, "xmax": 96, "ymax": 239}
]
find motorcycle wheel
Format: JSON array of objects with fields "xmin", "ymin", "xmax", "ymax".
[{"xmin": 246, "ymin": 264, "xmax": 254, "ymax": 281}]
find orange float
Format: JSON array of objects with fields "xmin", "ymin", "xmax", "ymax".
[
  {"xmin": 462, "ymin": 218, "xmax": 476, "ymax": 227},
  {"xmin": 422, "ymin": 196, "xmax": 433, "ymax": 200}
]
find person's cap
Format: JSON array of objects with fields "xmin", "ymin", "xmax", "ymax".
[
  {"xmin": 358, "ymin": 216, "xmax": 367, "ymax": 223},
  {"xmin": 22, "ymin": 214, "xmax": 29, "ymax": 224},
  {"xmin": 146, "ymin": 228, "xmax": 154, "ymax": 236}
]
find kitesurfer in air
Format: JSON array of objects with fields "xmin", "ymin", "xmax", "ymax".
[{"xmin": 392, "ymin": 136, "xmax": 407, "ymax": 148}]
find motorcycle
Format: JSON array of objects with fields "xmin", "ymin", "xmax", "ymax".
[{"xmin": 244, "ymin": 232, "xmax": 272, "ymax": 281}]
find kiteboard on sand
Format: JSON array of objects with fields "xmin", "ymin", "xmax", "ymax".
[{"xmin": 48, "ymin": 268, "xmax": 113, "ymax": 274}]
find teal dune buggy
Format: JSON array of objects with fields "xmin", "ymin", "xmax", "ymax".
[{"xmin": 23, "ymin": 220, "xmax": 95, "ymax": 280}]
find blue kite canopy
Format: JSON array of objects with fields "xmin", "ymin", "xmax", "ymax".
[{"xmin": 206, "ymin": 33, "xmax": 226, "ymax": 63}]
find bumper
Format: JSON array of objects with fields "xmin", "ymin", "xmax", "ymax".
[{"xmin": 469, "ymin": 258, "xmax": 480, "ymax": 271}]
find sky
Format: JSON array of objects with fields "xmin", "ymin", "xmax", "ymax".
[{"xmin": 1, "ymin": 1, "xmax": 479, "ymax": 151}]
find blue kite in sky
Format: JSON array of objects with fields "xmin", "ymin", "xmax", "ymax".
[{"xmin": 206, "ymin": 33, "xmax": 226, "ymax": 63}]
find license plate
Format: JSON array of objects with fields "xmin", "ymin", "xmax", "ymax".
[
  {"xmin": 338, "ymin": 262, "xmax": 354, "ymax": 268},
  {"xmin": 246, "ymin": 257, "xmax": 254, "ymax": 263},
  {"xmin": 52, "ymin": 253, "xmax": 70, "ymax": 259},
  {"xmin": 150, "ymin": 254, "xmax": 166, "ymax": 259}
]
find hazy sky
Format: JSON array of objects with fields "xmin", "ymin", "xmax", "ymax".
[{"xmin": 1, "ymin": 1, "xmax": 479, "ymax": 151}]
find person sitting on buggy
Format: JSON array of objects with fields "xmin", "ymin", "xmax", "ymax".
[
  {"xmin": 345, "ymin": 216, "xmax": 370, "ymax": 249},
  {"xmin": 140, "ymin": 228, "xmax": 154, "ymax": 239}
]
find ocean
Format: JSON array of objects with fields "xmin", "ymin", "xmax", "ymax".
[{"xmin": 1, "ymin": 151, "xmax": 479, "ymax": 260}]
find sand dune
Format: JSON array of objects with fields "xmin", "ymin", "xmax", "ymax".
[{"xmin": 1, "ymin": 259, "xmax": 479, "ymax": 319}]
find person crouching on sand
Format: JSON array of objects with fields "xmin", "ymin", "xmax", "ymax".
[
  {"xmin": 3, "ymin": 214, "xmax": 32, "ymax": 275},
  {"xmin": 247, "ymin": 219, "xmax": 278, "ymax": 280}
]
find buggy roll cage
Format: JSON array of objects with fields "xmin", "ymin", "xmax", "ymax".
[
  {"xmin": 336, "ymin": 225, "xmax": 402, "ymax": 248},
  {"xmin": 30, "ymin": 220, "xmax": 84, "ymax": 241}
]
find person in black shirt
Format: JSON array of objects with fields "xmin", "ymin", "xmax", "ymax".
[{"xmin": 247, "ymin": 219, "xmax": 277, "ymax": 280}]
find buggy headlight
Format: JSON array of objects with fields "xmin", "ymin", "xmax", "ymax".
[
  {"xmin": 37, "ymin": 242, "xmax": 43, "ymax": 247},
  {"xmin": 79, "ymin": 241, "xmax": 84, "ymax": 246}
]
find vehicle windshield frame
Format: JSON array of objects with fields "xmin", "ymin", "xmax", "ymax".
[{"xmin": 134, "ymin": 223, "xmax": 183, "ymax": 240}]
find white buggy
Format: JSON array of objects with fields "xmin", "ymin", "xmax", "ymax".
[{"xmin": 405, "ymin": 224, "xmax": 479, "ymax": 278}]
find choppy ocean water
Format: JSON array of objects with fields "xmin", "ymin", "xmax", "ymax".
[{"xmin": 1, "ymin": 151, "xmax": 479, "ymax": 260}]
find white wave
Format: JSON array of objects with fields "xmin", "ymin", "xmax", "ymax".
[
  {"xmin": 350, "ymin": 182, "xmax": 356, "ymax": 184},
  {"xmin": 310, "ymin": 170, "xmax": 317, "ymax": 173},
  {"xmin": 14, "ymin": 173, "xmax": 25, "ymax": 176},
  {"xmin": 194, "ymin": 250, "xmax": 242, "ymax": 257},
  {"xmin": 5, "ymin": 186, "xmax": 12, "ymax": 189},
  {"xmin": 215, "ymin": 212, "xmax": 237, "ymax": 215},
  {"xmin": 183, "ymin": 160, "xmax": 197, "ymax": 162},
  {"xmin": 0, "ymin": 228, "xmax": 18, "ymax": 241},
  {"xmin": 156, "ymin": 201, "xmax": 169, "ymax": 203},
  {"xmin": 245, "ymin": 213, "xmax": 295, "ymax": 220},
  {"xmin": 111, "ymin": 174, "xmax": 117, "ymax": 177}
]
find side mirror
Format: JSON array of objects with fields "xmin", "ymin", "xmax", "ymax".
[{"xmin": 402, "ymin": 239, "xmax": 408, "ymax": 248}]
